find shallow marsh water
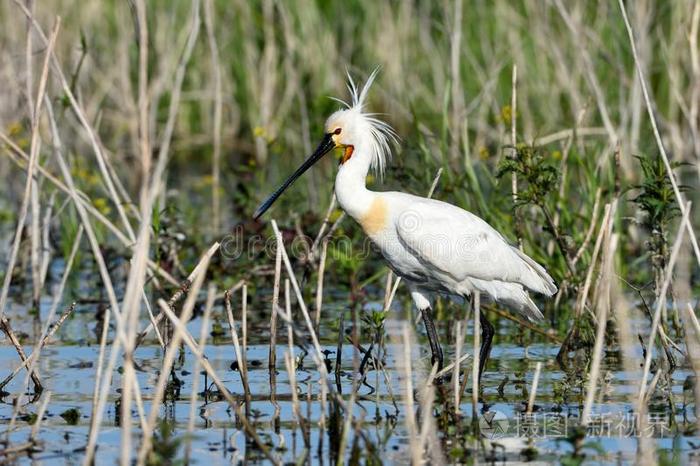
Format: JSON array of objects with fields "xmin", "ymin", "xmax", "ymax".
[{"xmin": 0, "ymin": 275, "xmax": 697, "ymax": 465}]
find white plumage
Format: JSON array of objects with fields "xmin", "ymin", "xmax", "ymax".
[
  {"xmin": 375, "ymin": 192, "xmax": 556, "ymax": 321},
  {"xmin": 326, "ymin": 73, "xmax": 556, "ymax": 322},
  {"xmin": 255, "ymin": 70, "xmax": 557, "ymax": 376}
]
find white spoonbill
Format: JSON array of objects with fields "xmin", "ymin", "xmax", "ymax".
[{"xmin": 254, "ymin": 70, "xmax": 557, "ymax": 379}]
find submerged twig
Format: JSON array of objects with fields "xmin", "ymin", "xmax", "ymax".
[
  {"xmin": 0, "ymin": 302, "xmax": 77, "ymax": 390},
  {"xmin": 0, "ymin": 318, "xmax": 43, "ymax": 392}
]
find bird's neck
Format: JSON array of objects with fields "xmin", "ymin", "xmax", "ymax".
[{"xmin": 334, "ymin": 143, "xmax": 375, "ymax": 221}]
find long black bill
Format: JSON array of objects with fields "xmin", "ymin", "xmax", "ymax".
[{"xmin": 253, "ymin": 133, "xmax": 336, "ymax": 219}]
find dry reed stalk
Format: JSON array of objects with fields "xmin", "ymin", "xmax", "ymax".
[
  {"xmin": 638, "ymin": 202, "xmax": 692, "ymax": 404},
  {"xmin": 135, "ymin": 242, "xmax": 221, "ymax": 347},
  {"xmin": 13, "ymin": 0, "xmax": 137, "ymax": 243},
  {"xmin": 144, "ymin": 0, "xmax": 201, "ymax": 200},
  {"xmin": 435, "ymin": 353, "xmax": 471, "ymax": 381},
  {"xmin": 319, "ymin": 364, "xmax": 328, "ymax": 430},
  {"xmin": 0, "ymin": 19, "xmax": 58, "ymax": 321},
  {"xmin": 448, "ymin": 0, "xmax": 464, "ymax": 166},
  {"xmin": 690, "ymin": 1, "xmax": 700, "ymax": 177},
  {"xmin": 28, "ymin": 390, "xmax": 50, "ymax": 446},
  {"xmin": 572, "ymin": 187, "xmax": 603, "ymax": 266},
  {"xmin": 203, "ymin": 0, "xmax": 223, "ymax": 233},
  {"xmin": 120, "ymin": 176, "xmax": 158, "ymax": 464},
  {"xmin": 141, "ymin": 290, "xmax": 165, "ymax": 348},
  {"xmin": 36, "ymin": 193, "xmax": 56, "ymax": 302},
  {"xmin": 682, "ymin": 303, "xmax": 700, "ymax": 431},
  {"xmin": 46, "ymin": 95, "xmax": 126, "ymax": 326},
  {"xmin": 27, "ymin": 1, "xmax": 42, "ymax": 313},
  {"xmin": 471, "ymin": 292, "xmax": 480, "ymax": 414},
  {"xmin": 284, "ymin": 280, "xmax": 294, "ymax": 365},
  {"xmin": 50, "ymin": 97, "xmax": 149, "ymax": 466},
  {"xmin": 690, "ymin": 0, "xmax": 700, "ymax": 163},
  {"xmin": 185, "ymin": 284, "xmax": 216, "ymax": 462},
  {"xmin": 154, "ymin": 301, "xmax": 280, "ymax": 465},
  {"xmin": 284, "ymin": 351, "xmax": 301, "ymax": 424},
  {"xmin": 336, "ymin": 379, "xmax": 358, "ymax": 466},
  {"xmin": 269, "ymin": 239, "xmax": 282, "ymax": 370},
  {"xmin": 453, "ymin": 321, "xmax": 462, "ymax": 414},
  {"xmin": 0, "ymin": 224, "xmax": 81, "ymax": 391},
  {"xmin": 573, "ymin": 204, "xmax": 613, "ymax": 315},
  {"xmin": 686, "ymin": 303, "xmax": 700, "ymax": 341},
  {"xmin": 338, "ymin": 306, "xmax": 365, "ymax": 466},
  {"xmin": 335, "ymin": 306, "xmax": 344, "ymax": 383},
  {"xmin": 0, "ymin": 135, "xmax": 179, "ymax": 286},
  {"xmin": 29, "ymin": 184, "xmax": 41, "ymax": 310},
  {"xmin": 418, "ymin": 364, "xmax": 445, "ymax": 466},
  {"xmin": 611, "ymin": 285, "xmax": 655, "ymax": 463},
  {"xmin": 305, "ymin": 381, "xmax": 313, "ymax": 447},
  {"xmin": 242, "ymin": 284, "xmax": 248, "ymax": 358},
  {"xmin": 535, "ymin": 127, "xmax": 608, "ymax": 146},
  {"xmin": 554, "ymin": 0, "xmax": 619, "ymax": 152},
  {"xmin": 47, "ymin": 94, "xmax": 147, "ymax": 442},
  {"xmin": 526, "ymin": 362, "xmax": 542, "ymax": 415},
  {"xmin": 581, "ymin": 234, "xmax": 619, "ymax": 425},
  {"xmin": 86, "ymin": 308, "xmax": 110, "ymax": 456},
  {"xmin": 383, "ymin": 272, "xmax": 393, "ymax": 311},
  {"xmin": 309, "ymin": 194, "xmax": 339, "ymax": 261},
  {"xmin": 120, "ymin": 149, "xmax": 166, "ymax": 466},
  {"xmin": 401, "ymin": 323, "xmax": 422, "ymax": 465},
  {"xmin": 135, "ymin": 0, "xmax": 150, "ymax": 208},
  {"xmin": 136, "ymin": 253, "xmax": 209, "ymax": 465},
  {"xmin": 314, "ymin": 238, "xmax": 328, "ymax": 332},
  {"xmin": 224, "ymin": 286, "xmax": 251, "ymax": 407},
  {"xmin": 618, "ymin": 0, "xmax": 700, "ymax": 266},
  {"xmin": 0, "ymin": 318, "xmax": 42, "ymax": 391},
  {"xmin": 510, "ymin": 64, "xmax": 523, "ymax": 250},
  {"xmin": 0, "ymin": 302, "xmax": 76, "ymax": 391},
  {"xmin": 270, "ymin": 221, "xmax": 333, "ymax": 383},
  {"xmin": 23, "ymin": 0, "xmax": 34, "ymax": 120}
]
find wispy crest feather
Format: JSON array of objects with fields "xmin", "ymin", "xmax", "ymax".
[{"xmin": 335, "ymin": 68, "xmax": 398, "ymax": 177}]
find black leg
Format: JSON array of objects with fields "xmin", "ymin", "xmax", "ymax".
[
  {"xmin": 421, "ymin": 307, "xmax": 443, "ymax": 371},
  {"xmin": 479, "ymin": 312, "xmax": 495, "ymax": 382}
]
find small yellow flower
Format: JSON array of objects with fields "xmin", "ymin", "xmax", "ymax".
[
  {"xmin": 8, "ymin": 122, "xmax": 22, "ymax": 136},
  {"xmin": 329, "ymin": 209, "xmax": 343, "ymax": 222},
  {"xmin": 500, "ymin": 105, "xmax": 512, "ymax": 125},
  {"xmin": 253, "ymin": 126, "xmax": 266, "ymax": 138},
  {"xmin": 552, "ymin": 150, "xmax": 562, "ymax": 160},
  {"xmin": 93, "ymin": 197, "xmax": 111, "ymax": 215},
  {"xmin": 479, "ymin": 146, "xmax": 490, "ymax": 160}
]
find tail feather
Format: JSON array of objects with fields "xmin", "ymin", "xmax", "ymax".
[
  {"xmin": 499, "ymin": 289, "xmax": 545, "ymax": 322},
  {"xmin": 512, "ymin": 246, "xmax": 558, "ymax": 296},
  {"xmin": 467, "ymin": 278, "xmax": 545, "ymax": 322}
]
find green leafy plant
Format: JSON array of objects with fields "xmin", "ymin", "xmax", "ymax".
[
  {"xmin": 497, "ymin": 143, "xmax": 574, "ymax": 279},
  {"xmin": 147, "ymin": 420, "xmax": 184, "ymax": 466},
  {"xmin": 60, "ymin": 408, "xmax": 80, "ymax": 425},
  {"xmin": 632, "ymin": 154, "xmax": 687, "ymax": 290},
  {"xmin": 497, "ymin": 144, "xmax": 559, "ymax": 206}
]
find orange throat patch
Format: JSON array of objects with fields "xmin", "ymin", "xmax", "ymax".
[{"xmin": 341, "ymin": 145, "xmax": 354, "ymax": 164}]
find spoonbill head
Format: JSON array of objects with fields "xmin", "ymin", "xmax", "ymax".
[{"xmin": 254, "ymin": 70, "xmax": 557, "ymax": 382}]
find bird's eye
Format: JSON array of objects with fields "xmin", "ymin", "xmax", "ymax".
[{"xmin": 333, "ymin": 128, "xmax": 342, "ymax": 135}]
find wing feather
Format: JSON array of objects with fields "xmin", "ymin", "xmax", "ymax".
[{"xmin": 395, "ymin": 198, "xmax": 556, "ymax": 296}]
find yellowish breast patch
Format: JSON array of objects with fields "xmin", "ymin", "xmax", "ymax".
[{"xmin": 360, "ymin": 197, "xmax": 388, "ymax": 235}]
